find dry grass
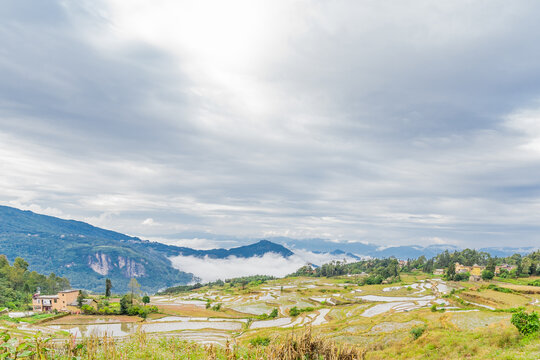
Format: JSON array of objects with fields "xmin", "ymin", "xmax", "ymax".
[
  {"xmin": 264, "ymin": 328, "xmax": 366, "ymax": 360},
  {"xmin": 5, "ymin": 328, "xmax": 367, "ymax": 360},
  {"xmin": 495, "ymin": 284, "xmax": 540, "ymax": 294}
]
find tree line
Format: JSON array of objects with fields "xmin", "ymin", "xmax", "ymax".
[
  {"xmin": 0, "ymin": 255, "xmax": 70, "ymax": 309},
  {"xmin": 288, "ymin": 249, "xmax": 540, "ymax": 284}
]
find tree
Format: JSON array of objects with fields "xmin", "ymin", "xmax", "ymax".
[
  {"xmin": 388, "ymin": 259, "xmax": 400, "ymax": 278},
  {"xmin": 239, "ymin": 279, "xmax": 248, "ymax": 290},
  {"xmin": 13, "ymin": 257, "xmax": 29, "ymax": 271},
  {"xmin": 486, "ymin": 257, "xmax": 496, "ymax": 273},
  {"xmin": 142, "ymin": 295, "xmax": 150, "ymax": 305},
  {"xmin": 511, "ymin": 310, "xmax": 540, "ymax": 335},
  {"xmin": 120, "ymin": 294, "xmax": 131, "ymax": 314},
  {"xmin": 423, "ymin": 259, "xmax": 434, "ymax": 274},
  {"xmin": 77, "ymin": 290, "xmax": 84, "ymax": 307},
  {"xmin": 128, "ymin": 278, "xmax": 141, "ymax": 304},
  {"xmin": 521, "ymin": 258, "xmax": 533, "ymax": 276},
  {"xmin": 445, "ymin": 261, "xmax": 456, "ymax": 281},
  {"xmin": 481, "ymin": 269, "xmax": 494, "ymax": 280},
  {"xmin": 105, "ymin": 278, "xmax": 112, "ymax": 297}
]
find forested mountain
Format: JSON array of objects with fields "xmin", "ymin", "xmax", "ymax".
[
  {"xmin": 0, "ymin": 206, "xmax": 295, "ymax": 293},
  {"xmin": 0, "ymin": 205, "xmax": 194, "ymax": 293}
]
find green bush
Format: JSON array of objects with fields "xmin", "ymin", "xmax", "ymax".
[
  {"xmin": 454, "ymin": 272, "xmax": 470, "ymax": 281},
  {"xmin": 81, "ymin": 304, "xmax": 95, "ymax": 315},
  {"xmin": 410, "ymin": 326, "xmax": 426, "ymax": 340},
  {"xmin": 511, "ymin": 310, "xmax": 540, "ymax": 336},
  {"xmin": 256, "ymin": 308, "xmax": 279, "ymax": 320},
  {"xmin": 249, "ymin": 336, "xmax": 270, "ymax": 347},
  {"xmin": 289, "ymin": 306, "xmax": 314, "ymax": 317},
  {"xmin": 481, "ymin": 270, "xmax": 494, "ymax": 280},
  {"xmin": 487, "ymin": 284, "xmax": 514, "ymax": 293}
]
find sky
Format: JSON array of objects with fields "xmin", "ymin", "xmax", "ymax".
[{"xmin": 2, "ymin": 0, "xmax": 540, "ymax": 249}]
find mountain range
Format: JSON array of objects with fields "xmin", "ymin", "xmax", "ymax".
[
  {"xmin": 1, "ymin": 205, "xmax": 536, "ymax": 293},
  {"xmin": 0, "ymin": 205, "xmax": 291, "ymax": 293}
]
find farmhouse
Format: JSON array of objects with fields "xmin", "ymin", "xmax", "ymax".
[
  {"xmin": 495, "ymin": 264, "xmax": 517, "ymax": 275},
  {"xmin": 455, "ymin": 263, "xmax": 471, "ymax": 274},
  {"xmin": 32, "ymin": 289, "xmax": 80, "ymax": 312},
  {"xmin": 433, "ymin": 269, "xmax": 445, "ymax": 276},
  {"xmin": 469, "ymin": 264, "xmax": 483, "ymax": 281},
  {"xmin": 453, "ymin": 263, "xmax": 485, "ymax": 281}
]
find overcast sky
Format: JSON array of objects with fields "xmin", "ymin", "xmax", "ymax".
[{"xmin": 2, "ymin": 0, "xmax": 540, "ymax": 248}]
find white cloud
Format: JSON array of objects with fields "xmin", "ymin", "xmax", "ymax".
[
  {"xmin": 142, "ymin": 218, "xmax": 156, "ymax": 226},
  {"xmin": 168, "ymin": 249, "xmax": 362, "ymax": 283}
]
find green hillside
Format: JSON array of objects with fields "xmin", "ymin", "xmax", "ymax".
[{"xmin": 0, "ymin": 205, "xmax": 194, "ymax": 293}]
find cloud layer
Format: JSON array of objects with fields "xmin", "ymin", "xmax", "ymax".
[
  {"xmin": 2, "ymin": 1, "xmax": 540, "ymax": 247},
  {"xmin": 169, "ymin": 250, "xmax": 359, "ymax": 283}
]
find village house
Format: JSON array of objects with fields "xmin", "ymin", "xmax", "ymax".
[
  {"xmin": 454, "ymin": 263, "xmax": 471, "ymax": 274},
  {"xmin": 495, "ymin": 264, "xmax": 517, "ymax": 275},
  {"xmin": 469, "ymin": 264, "xmax": 483, "ymax": 281},
  {"xmin": 453, "ymin": 263, "xmax": 485, "ymax": 281},
  {"xmin": 433, "ymin": 268, "xmax": 445, "ymax": 276},
  {"xmin": 32, "ymin": 289, "xmax": 80, "ymax": 312}
]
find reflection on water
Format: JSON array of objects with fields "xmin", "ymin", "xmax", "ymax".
[
  {"xmin": 49, "ymin": 322, "xmax": 138, "ymax": 337},
  {"xmin": 47, "ymin": 320, "xmax": 243, "ymax": 337},
  {"xmin": 142, "ymin": 321, "xmax": 242, "ymax": 332}
]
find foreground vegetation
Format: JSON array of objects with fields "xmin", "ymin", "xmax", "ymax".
[
  {"xmin": 2, "ymin": 320, "xmax": 539, "ymax": 360},
  {"xmin": 0, "ymin": 329, "xmax": 365, "ymax": 360}
]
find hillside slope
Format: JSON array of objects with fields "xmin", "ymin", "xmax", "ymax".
[
  {"xmin": 0, "ymin": 205, "xmax": 194, "ymax": 293},
  {"xmin": 0, "ymin": 206, "xmax": 296, "ymax": 294}
]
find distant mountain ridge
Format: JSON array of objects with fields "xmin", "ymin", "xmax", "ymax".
[
  {"xmin": 0, "ymin": 206, "xmax": 293, "ymax": 293},
  {"xmin": 147, "ymin": 239, "xmax": 293, "ymax": 259},
  {"xmin": 1, "ymin": 205, "xmax": 536, "ymax": 293}
]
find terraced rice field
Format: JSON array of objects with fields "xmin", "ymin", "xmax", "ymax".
[{"xmin": 9, "ymin": 275, "xmax": 540, "ymax": 348}]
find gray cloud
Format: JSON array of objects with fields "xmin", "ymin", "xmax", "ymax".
[{"xmin": 2, "ymin": 1, "xmax": 540, "ymax": 247}]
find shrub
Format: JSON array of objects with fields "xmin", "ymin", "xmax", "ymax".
[
  {"xmin": 410, "ymin": 326, "xmax": 426, "ymax": 340},
  {"xmin": 289, "ymin": 306, "xmax": 314, "ymax": 317},
  {"xmin": 81, "ymin": 304, "xmax": 95, "ymax": 315},
  {"xmin": 511, "ymin": 310, "xmax": 540, "ymax": 336},
  {"xmin": 257, "ymin": 308, "xmax": 279, "ymax": 320},
  {"xmin": 454, "ymin": 272, "xmax": 470, "ymax": 281},
  {"xmin": 487, "ymin": 284, "xmax": 514, "ymax": 293},
  {"xmin": 250, "ymin": 336, "xmax": 270, "ymax": 347},
  {"xmin": 481, "ymin": 270, "xmax": 494, "ymax": 280}
]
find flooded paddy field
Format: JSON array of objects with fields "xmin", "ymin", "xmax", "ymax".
[{"xmin": 12, "ymin": 275, "xmax": 540, "ymax": 348}]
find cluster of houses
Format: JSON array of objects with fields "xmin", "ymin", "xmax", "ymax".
[
  {"xmin": 32, "ymin": 289, "xmax": 97, "ymax": 314},
  {"xmin": 433, "ymin": 263, "xmax": 518, "ymax": 281}
]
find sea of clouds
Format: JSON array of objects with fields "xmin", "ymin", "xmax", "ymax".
[{"xmin": 168, "ymin": 249, "xmax": 361, "ymax": 283}]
